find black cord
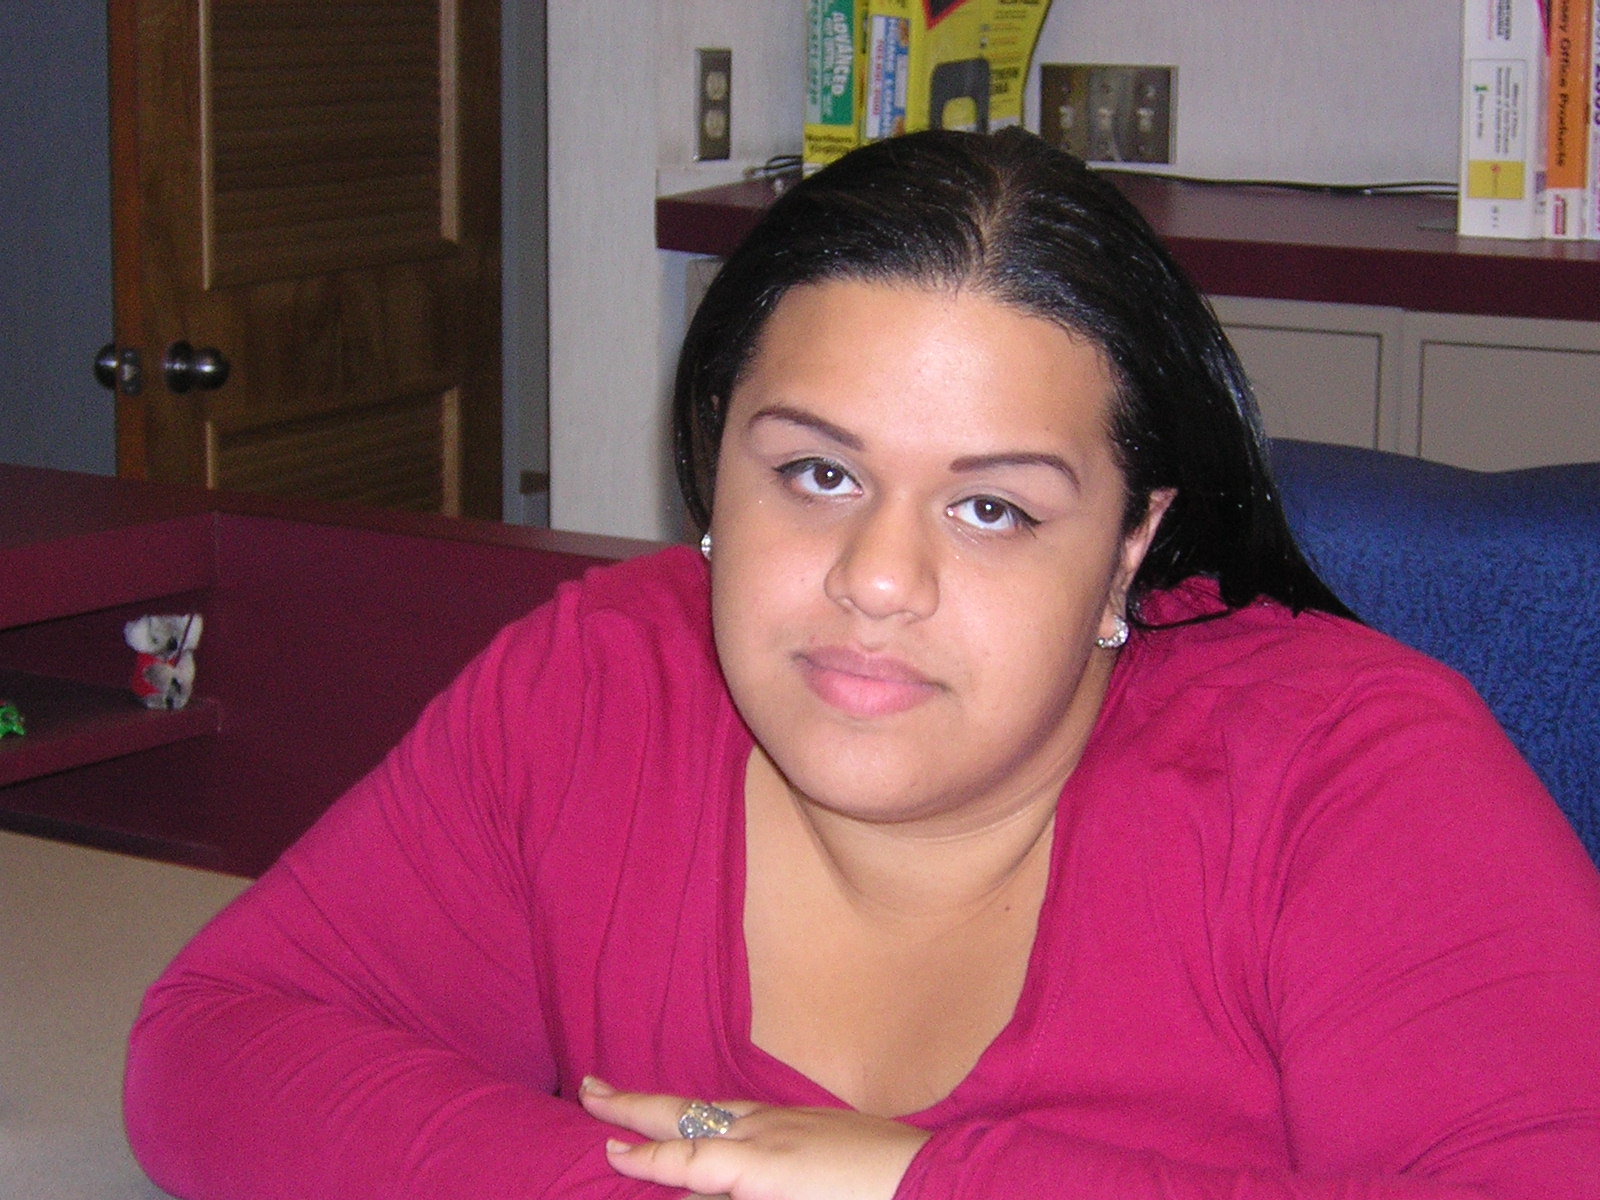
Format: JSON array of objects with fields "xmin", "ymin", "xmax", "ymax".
[
  {"xmin": 1097, "ymin": 167, "xmax": 1458, "ymax": 199},
  {"xmin": 744, "ymin": 154, "xmax": 805, "ymax": 195},
  {"xmin": 743, "ymin": 153, "xmax": 1458, "ymax": 199},
  {"xmin": 747, "ymin": 154, "xmax": 803, "ymax": 179}
]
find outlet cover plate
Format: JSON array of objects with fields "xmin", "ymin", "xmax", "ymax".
[
  {"xmin": 696, "ymin": 48, "xmax": 732, "ymax": 161},
  {"xmin": 1039, "ymin": 64, "xmax": 1175, "ymax": 165}
]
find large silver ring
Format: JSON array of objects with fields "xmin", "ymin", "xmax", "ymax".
[{"xmin": 677, "ymin": 1099, "xmax": 737, "ymax": 1139}]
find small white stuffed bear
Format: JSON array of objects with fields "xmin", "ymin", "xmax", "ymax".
[{"xmin": 125, "ymin": 614, "xmax": 204, "ymax": 710}]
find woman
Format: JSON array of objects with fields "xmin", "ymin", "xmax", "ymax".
[{"xmin": 125, "ymin": 129, "xmax": 1600, "ymax": 1199}]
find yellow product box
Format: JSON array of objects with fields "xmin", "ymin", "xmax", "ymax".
[
  {"xmin": 805, "ymin": 0, "xmax": 1053, "ymax": 169},
  {"xmin": 862, "ymin": 0, "xmax": 1052, "ymax": 140},
  {"xmin": 1459, "ymin": 0, "xmax": 1548, "ymax": 238},
  {"xmin": 972, "ymin": 0, "xmax": 1055, "ymax": 131}
]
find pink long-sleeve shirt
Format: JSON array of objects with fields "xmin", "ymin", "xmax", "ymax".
[{"xmin": 125, "ymin": 547, "xmax": 1600, "ymax": 1198}]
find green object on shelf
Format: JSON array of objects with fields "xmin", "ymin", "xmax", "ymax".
[{"xmin": 0, "ymin": 701, "xmax": 23, "ymax": 738}]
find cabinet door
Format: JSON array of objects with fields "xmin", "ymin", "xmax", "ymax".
[
  {"xmin": 1210, "ymin": 297, "xmax": 1404, "ymax": 450},
  {"xmin": 1404, "ymin": 312, "xmax": 1600, "ymax": 470}
]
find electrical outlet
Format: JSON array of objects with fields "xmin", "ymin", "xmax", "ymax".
[
  {"xmin": 696, "ymin": 48, "xmax": 732, "ymax": 161},
  {"xmin": 1039, "ymin": 64, "xmax": 1175, "ymax": 165}
]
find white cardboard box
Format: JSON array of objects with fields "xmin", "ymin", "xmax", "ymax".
[{"xmin": 1459, "ymin": 0, "xmax": 1548, "ymax": 238}]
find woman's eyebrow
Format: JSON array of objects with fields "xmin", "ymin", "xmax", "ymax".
[
  {"xmin": 746, "ymin": 404, "xmax": 864, "ymax": 451},
  {"xmin": 949, "ymin": 451, "xmax": 1081, "ymax": 490},
  {"xmin": 747, "ymin": 405, "xmax": 1080, "ymax": 490}
]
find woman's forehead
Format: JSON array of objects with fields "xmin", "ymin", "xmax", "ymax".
[{"xmin": 727, "ymin": 278, "xmax": 1121, "ymax": 463}]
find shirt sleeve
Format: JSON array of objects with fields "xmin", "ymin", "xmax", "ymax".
[
  {"xmin": 896, "ymin": 661, "xmax": 1600, "ymax": 1200},
  {"xmin": 124, "ymin": 588, "xmax": 688, "ymax": 1200}
]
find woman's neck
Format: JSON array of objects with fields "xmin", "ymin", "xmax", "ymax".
[
  {"xmin": 743, "ymin": 745, "xmax": 1060, "ymax": 929},
  {"xmin": 742, "ymin": 745, "xmax": 1061, "ymax": 1114}
]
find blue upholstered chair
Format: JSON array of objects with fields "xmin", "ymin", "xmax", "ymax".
[{"xmin": 1269, "ymin": 439, "xmax": 1600, "ymax": 868}]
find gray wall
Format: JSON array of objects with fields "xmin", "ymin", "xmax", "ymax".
[{"xmin": 0, "ymin": 3, "xmax": 115, "ymax": 475}]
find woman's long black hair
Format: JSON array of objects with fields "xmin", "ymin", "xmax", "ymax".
[{"xmin": 673, "ymin": 127, "xmax": 1351, "ymax": 620}]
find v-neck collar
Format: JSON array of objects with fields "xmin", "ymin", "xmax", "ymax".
[{"xmin": 704, "ymin": 640, "xmax": 1142, "ymax": 1124}]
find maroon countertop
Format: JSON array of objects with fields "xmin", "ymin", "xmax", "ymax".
[
  {"xmin": 0, "ymin": 462, "xmax": 657, "ymax": 564},
  {"xmin": 0, "ymin": 463, "xmax": 661, "ymax": 873},
  {"xmin": 656, "ymin": 173, "xmax": 1600, "ymax": 324}
]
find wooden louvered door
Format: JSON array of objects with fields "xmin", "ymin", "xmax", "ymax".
[{"xmin": 108, "ymin": 0, "xmax": 501, "ymax": 517}]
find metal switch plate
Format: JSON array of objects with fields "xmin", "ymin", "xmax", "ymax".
[
  {"xmin": 696, "ymin": 48, "xmax": 732, "ymax": 161},
  {"xmin": 1039, "ymin": 64, "xmax": 1175, "ymax": 165}
]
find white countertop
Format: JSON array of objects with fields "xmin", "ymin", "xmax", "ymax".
[{"xmin": 0, "ymin": 830, "xmax": 249, "ymax": 1198}]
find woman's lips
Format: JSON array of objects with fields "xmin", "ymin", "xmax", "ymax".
[{"xmin": 796, "ymin": 646, "xmax": 941, "ymax": 718}]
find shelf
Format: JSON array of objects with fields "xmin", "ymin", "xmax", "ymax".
[
  {"xmin": 1, "ymin": 513, "xmax": 215, "ymax": 630},
  {"xmin": 0, "ymin": 668, "xmax": 220, "ymax": 788},
  {"xmin": 655, "ymin": 174, "xmax": 1600, "ymax": 324}
]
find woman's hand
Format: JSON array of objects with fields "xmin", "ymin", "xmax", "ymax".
[{"xmin": 580, "ymin": 1077, "xmax": 930, "ymax": 1200}]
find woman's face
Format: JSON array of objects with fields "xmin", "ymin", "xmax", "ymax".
[{"xmin": 709, "ymin": 279, "xmax": 1171, "ymax": 831}]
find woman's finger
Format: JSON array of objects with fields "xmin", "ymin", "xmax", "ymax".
[
  {"xmin": 579, "ymin": 1076, "xmax": 757, "ymax": 1142},
  {"xmin": 579, "ymin": 1076, "xmax": 684, "ymax": 1141},
  {"xmin": 601, "ymin": 1104, "xmax": 929, "ymax": 1200},
  {"xmin": 605, "ymin": 1132, "xmax": 743, "ymax": 1198}
]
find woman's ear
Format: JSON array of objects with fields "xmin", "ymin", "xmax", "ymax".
[{"xmin": 1112, "ymin": 487, "xmax": 1176, "ymax": 601}]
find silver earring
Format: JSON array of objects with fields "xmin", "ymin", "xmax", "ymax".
[
  {"xmin": 699, "ymin": 532, "xmax": 712, "ymax": 560},
  {"xmin": 1095, "ymin": 614, "xmax": 1129, "ymax": 650}
]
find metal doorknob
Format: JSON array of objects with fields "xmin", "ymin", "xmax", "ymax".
[
  {"xmin": 95, "ymin": 343, "xmax": 143, "ymax": 395},
  {"xmin": 163, "ymin": 341, "xmax": 230, "ymax": 393},
  {"xmin": 94, "ymin": 344, "xmax": 119, "ymax": 390}
]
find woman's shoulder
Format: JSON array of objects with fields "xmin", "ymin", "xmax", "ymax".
[
  {"xmin": 561, "ymin": 543, "xmax": 710, "ymax": 621},
  {"xmin": 443, "ymin": 546, "xmax": 732, "ymax": 830},
  {"xmin": 1130, "ymin": 577, "xmax": 1476, "ymax": 710},
  {"xmin": 1103, "ymin": 580, "xmax": 1586, "ymax": 910},
  {"xmin": 496, "ymin": 544, "xmax": 713, "ymax": 658},
  {"xmin": 1112, "ymin": 577, "xmax": 1513, "ymax": 796},
  {"xmin": 452, "ymin": 545, "xmax": 724, "ymax": 748}
]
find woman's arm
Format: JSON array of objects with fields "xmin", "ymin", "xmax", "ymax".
[
  {"xmin": 124, "ymin": 606, "xmax": 686, "ymax": 1199},
  {"xmin": 582, "ymin": 1089, "xmax": 1505, "ymax": 1200}
]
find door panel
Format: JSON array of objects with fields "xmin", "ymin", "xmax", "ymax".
[
  {"xmin": 208, "ymin": 388, "xmax": 459, "ymax": 511},
  {"xmin": 109, "ymin": 0, "xmax": 500, "ymax": 518},
  {"xmin": 204, "ymin": 2, "xmax": 454, "ymax": 287}
]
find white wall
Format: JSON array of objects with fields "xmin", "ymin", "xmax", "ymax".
[
  {"xmin": 547, "ymin": 5, "xmax": 803, "ymax": 540},
  {"xmin": 1037, "ymin": 1, "xmax": 1461, "ymax": 184},
  {"xmin": 548, "ymin": 1, "xmax": 1464, "ymax": 540},
  {"xmin": 655, "ymin": 3, "xmax": 809, "ymax": 191}
]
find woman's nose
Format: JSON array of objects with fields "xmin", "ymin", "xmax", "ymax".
[{"xmin": 822, "ymin": 499, "xmax": 939, "ymax": 621}]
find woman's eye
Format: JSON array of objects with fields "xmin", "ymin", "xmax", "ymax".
[
  {"xmin": 780, "ymin": 458, "xmax": 858, "ymax": 498},
  {"xmin": 947, "ymin": 495, "xmax": 1039, "ymax": 532}
]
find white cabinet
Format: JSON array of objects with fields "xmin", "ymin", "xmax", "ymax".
[
  {"xmin": 1404, "ymin": 312, "xmax": 1600, "ymax": 470},
  {"xmin": 1212, "ymin": 296, "xmax": 1600, "ymax": 470},
  {"xmin": 1210, "ymin": 297, "xmax": 1404, "ymax": 452}
]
